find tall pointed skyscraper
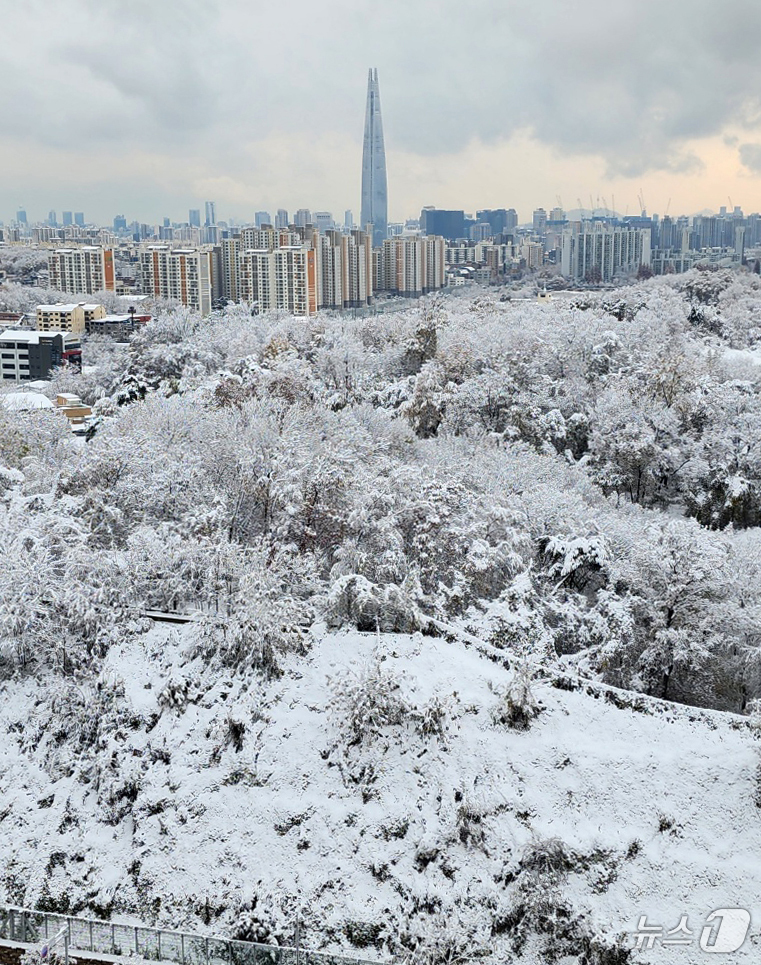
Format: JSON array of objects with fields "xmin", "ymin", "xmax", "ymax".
[{"xmin": 360, "ymin": 68, "xmax": 388, "ymax": 248}]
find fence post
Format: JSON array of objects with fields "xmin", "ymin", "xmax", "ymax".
[
  {"xmin": 135, "ymin": 926, "xmax": 140, "ymax": 955},
  {"xmin": 21, "ymin": 911, "xmax": 27, "ymax": 943},
  {"xmin": 89, "ymin": 919, "xmax": 94, "ymax": 951},
  {"xmin": 157, "ymin": 929, "xmax": 162, "ymax": 961},
  {"xmin": 64, "ymin": 933, "xmax": 69, "ymax": 965},
  {"xmin": 8, "ymin": 909, "xmax": 14, "ymax": 942},
  {"xmin": 205, "ymin": 936, "xmax": 210, "ymax": 965},
  {"xmin": 44, "ymin": 914, "xmax": 49, "ymax": 941},
  {"xmin": 111, "ymin": 923, "xmax": 115, "ymax": 954},
  {"xmin": 181, "ymin": 933, "xmax": 186, "ymax": 965}
]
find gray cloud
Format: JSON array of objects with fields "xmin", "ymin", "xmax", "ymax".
[
  {"xmin": 3, "ymin": 0, "xmax": 761, "ymax": 219},
  {"xmin": 739, "ymin": 143, "xmax": 761, "ymax": 172}
]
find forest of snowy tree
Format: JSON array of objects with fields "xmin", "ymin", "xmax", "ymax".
[
  {"xmin": 5, "ymin": 268, "xmax": 761, "ymax": 962},
  {"xmin": 4, "ymin": 267, "xmax": 761, "ymax": 711}
]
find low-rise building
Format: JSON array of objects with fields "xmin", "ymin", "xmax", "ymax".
[
  {"xmin": 86, "ymin": 314, "xmax": 137, "ymax": 338},
  {"xmin": 0, "ymin": 329, "xmax": 82, "ymax": 382},
  {"xmin": 36, "ymin": 304, "xmax": 87, "ymax": 334}
]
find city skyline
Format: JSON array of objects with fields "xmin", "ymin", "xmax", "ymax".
[{"xmin": 3, "ymin": 1, "xmax": 761, "ymax": 224}]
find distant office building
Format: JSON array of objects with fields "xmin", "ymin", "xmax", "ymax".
[
  {"xmin": 48, "ymin": 246, "xmax": 116, "ymax": 295},
  {"xmin": 255, "ymin": 211, "xmax": 272, "ymax": 228},
  {"xmin": 138, "ymin": 246, "xmax": 212, "ymax": 314},
  {"xmin": 294, "ymin": 209, "xmax": 312, "ymax": 228},
  {"xmin": 189, "ymin": 208, "xmax": 201, "ymax": 228},
  {"xmin": 532, "ymin": 208, "xmax": 547, "ymax": 235},
  {"xmin": 16, "ymin": 209, "xmax": 27, "ymax": 225},
  {"xmin": 476, "ymin": 209, "xmax": 509, "ymax": 236},
  {"xmin": 113, "ymin": 214, "xmax": 127, "ymax": 232},
  {"xmin": 360, "ymin": 68, "xmax": 388, "ymax": 248},
  {"xmin": 159, "ymin": 226, "xmax": 174, "ymax": 240},
  {"xmin": 560, "ymin": 224, "xmax": 651, "ymax": 282},
  {"xmin": 0, "ymin": 329, "xmax": 81, "ymax": 382},
  {"xmin": 314, "ymin": 212, "xmax": 334, "ymax": 233},
  {"xmin": 205, "ymin": 201, "xmax": 216, "ymax": 226},
  {"xmin": 549, "ymin": 207, "xmax": 565, "ymax": 222},
  {"xmin": 74, "ymin": 212, "xmax": 85, "ymax": 227},
  {"xmin": 48, "ymin": 211, "xmax": 57, "ymax": 227},
  {"xmin": 420, "ymin": 208, "xmax": 465, "ymax": 242},
  {"xmin": 344, "ymin": 210, "xmax": 354, "ymax": 231},
  {"xmin": 275, "ymin": 209, "xmax": 289, "ymax": 229},
  {"xmin": 62, "ymin": 211, "xmax": 73, "ymax": 227}
]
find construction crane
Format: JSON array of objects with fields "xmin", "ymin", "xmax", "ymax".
[
  {"xmin": 664, "ymin": 198, "xmax": 671, "ymax": 217},
  {"xmin": 577, "ymin": 197, "xmax": 585, "ymax": 220},
  {"xmin": 637, "ymin": 189, "xmax": 647, "ymax": 218}
]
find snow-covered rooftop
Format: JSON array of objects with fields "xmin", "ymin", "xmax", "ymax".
[{"xmin": 1, "ymin": 392, "xmax": 54, "ymax": 411}]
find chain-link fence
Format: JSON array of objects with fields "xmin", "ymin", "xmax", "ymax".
[{"xmin": 0, "ymin": 906, "xmax": 379, "ymax": 965}]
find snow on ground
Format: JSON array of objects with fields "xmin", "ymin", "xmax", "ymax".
[{"xmin": 0, "ymin": 625, "xmax": 759, "ymax": 963}]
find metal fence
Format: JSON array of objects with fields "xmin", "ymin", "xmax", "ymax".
[{"xmin": 0, "ymin": 906, "xmax": 380, "ymax": 965}]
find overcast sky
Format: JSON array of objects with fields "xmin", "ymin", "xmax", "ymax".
[{"xmin": 3, "ymin": 0, "xmax": 761, "ymax": 225}]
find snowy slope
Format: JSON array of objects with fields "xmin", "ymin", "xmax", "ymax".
[{"xmin": 0, "ymin": 624, "xmax": 758, "ymax": 964}]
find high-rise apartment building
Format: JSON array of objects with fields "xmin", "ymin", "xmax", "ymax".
[
  {"xmin": 560, "ymin": 224, "xmax": 651, "ymax": 282},
  {"xmin": 239, "ymin": 246, "xmax": 318, "ymax": 316},
  {"xmin": 48, "ymin": 247, "xmax": 116, "ymax": 295},
  {"xmin": 113, "ymin": 214, "xmax": 127, "ymax": 232},
  {"xmin": 360, "ymin": 68, "xmax": 388, "ymax": 248},
  {"xmin": 378, "ymin": 235, "xmax": 445, "ymax": 298},
  {"xmin": 189, "ymin": 209, "xmax": 201, "ymax": 228},
  {"xmin": 294, "ymin": 209, "xmax": 312, "ymax": 228},
  {"xmin": 16, "ymin": 209, "xmax": 28, "ymax": 225},
  {"xmin": 205, "ymin": 201, "xmax": 216, "ymax": 226},
  {"xmin": 255, "ymin": 211, "xmax": 272, "ymax": 228},
  {"xmin": 138, "ymin": 246, "xmax": 212, "ymax": 314},
  {"xmin": 275, "ymin": 209, "xmax": 289, "ymax": 229},
  {"xmin": 62, "ymin": 211, "xmax": 73, "ymax": 227},
  {"xmin": 316, "ymin": 229, "xmax": 373, "ymax": 309},
  {"xmin": 532, "ymin": 208, "xmax": 547, "ymax": 235},
  {"xmin": 48, "ymin": 211, "xmax": 57, "ymax": 227},
  {"xmin": 220, "ymin": 235, "xmax": 241, "ymax": 302}
]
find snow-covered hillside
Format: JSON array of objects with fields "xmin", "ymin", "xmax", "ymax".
[{"xmin": 1, "ymin": 623, "xmax": 757, "ymax": 964}]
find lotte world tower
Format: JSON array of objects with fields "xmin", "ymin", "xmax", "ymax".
[{"xmin": 360, "ymin": 68, "xmax": 388, "ymax": 249}]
